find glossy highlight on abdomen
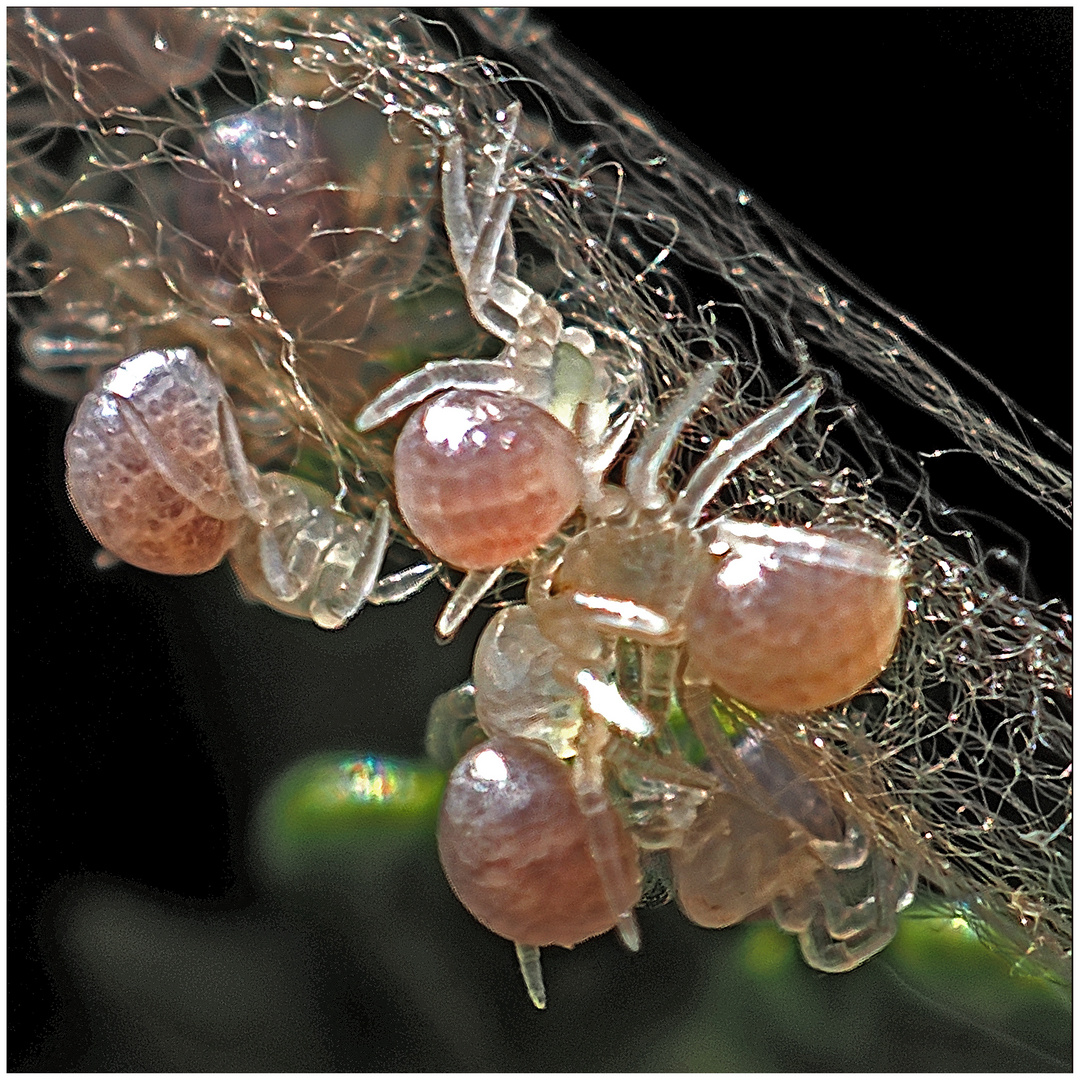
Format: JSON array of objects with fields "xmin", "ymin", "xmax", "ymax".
[
  {"xmin": 437, "ymin": 735, "xmax": 640, "ymax": 948},
  {"xmin": 393, "ymin": 391, "xmax": 584, "ymax": 571},
  {"xmin": 63, "ymin": 348, "xmax": 250, "ymax": 575}
]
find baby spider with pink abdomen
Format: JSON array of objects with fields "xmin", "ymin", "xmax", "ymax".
[
  {"xmin": 435, "ymin": 599, "xmax": 717, "ymax": 1007},
  {"xmin": 64, "ymin": 347, "xmax": 395, "ymax": 629},
  {"xmin": 355, "ymin": 102, "xmax": 639, "ymax": 635},
  {"xmin": 522, "ymin": 359, "xmax": 908, "ymax": 711}
]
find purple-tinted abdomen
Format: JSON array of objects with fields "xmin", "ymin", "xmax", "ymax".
[{"xmin": 438, "ymin": 736, "xmax": 640, "ymax": 948}]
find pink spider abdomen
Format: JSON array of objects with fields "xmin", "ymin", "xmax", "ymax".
[
  {"xmin": 684, "ymin": 528, "xmax": 906, "ymax": 714},
  {"xmin": 393, "ymin": 391, "xmax": 584, "ymax": 571},
  {"xmin": 66, "ymin": 448, "xmax": 239, "ymax": 575},
  {"xmin": 438, "ymin": 736, "xmax": 640, "ymax": 948},
  {"xmin": 63, "ymin": 349, "xmax": 248, "ymax": 575}
]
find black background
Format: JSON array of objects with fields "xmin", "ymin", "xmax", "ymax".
[{"xmin": 9, "ymin": 8, "xmax": 1072, "ymax": 1071}]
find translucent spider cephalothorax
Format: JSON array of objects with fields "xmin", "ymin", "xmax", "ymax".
[{"xmin": 64, "ymin": 347, "xmax": 394, "ymax": 630}]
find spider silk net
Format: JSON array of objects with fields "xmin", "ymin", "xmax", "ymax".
[{"xmin": 7, "ymin": 9, "xmax": 1071, "ymax": 982}]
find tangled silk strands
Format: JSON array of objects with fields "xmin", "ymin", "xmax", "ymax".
[{"xmin": 8, "ymin": 8, "xmax": 1071, "ymax": 985}]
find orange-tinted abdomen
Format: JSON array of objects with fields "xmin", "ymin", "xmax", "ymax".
[{"xmin": 685, "ymin": 529, "xmax": 906, "ymax": 713}]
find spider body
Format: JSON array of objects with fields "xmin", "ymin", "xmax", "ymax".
[
  {"xmin": 531, "ymin": 510, "xmax": 710, "ymax": 678},
  {"xmin": 64, "ymin": 348, "xmax": 393, "ymax": 628},
  {"xmin": 356, "ymin": 104, "xmax": 639, "ymax": 636}
]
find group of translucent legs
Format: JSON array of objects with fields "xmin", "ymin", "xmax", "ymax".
[{"xmin": 62, "ymin": 103, "xmax": 918, "ymax": 1008}]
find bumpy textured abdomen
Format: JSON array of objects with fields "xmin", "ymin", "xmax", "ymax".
[
  {"xmin": 64, "ymin": 349, "xmax": 249, "ymax": 575},
  {"xmin": 438, "ymin": 736, "xmax": 640, "ymax": 948},
  {"xmin": 685, "ymin": 529, "xmax": 906, "ymax": 713},
  {"xmin": 393, "ymin": 391, "xmax": 584, "ymax": 570}
]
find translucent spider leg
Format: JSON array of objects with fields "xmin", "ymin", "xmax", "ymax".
[
  {"xmin": 465, "ymin": 104, "xmax": 520, "ymax": 242},
  {"xmin": 514, "ymin": 943, "xmax": 546, "ymax": 1010},
  {"xmin": 571, "ymin": 713, "xmax": 643, "ymax": 952},
  {"xmin": 440, "ymin": 104, "xmax": 518, "ymax": 274},
  {"xmin": 366, "ymin": 561, "xmax": 442, "ymax": 605},
  {"xmin": 436, "ymin": 568, "xmax": 505, "ymax": 639},
  {"xmin": 672, "ymin": 376, "xmax": 824, "ymax": 528},
  {"xmin": 442, "ymin": 104, "xmax": 533, "ymax": 341},
  {"xmin": 580, "ymin": 408, "xmax": 638, "ymax": 512},
  {"xmin": 354, "ymin": 358, "xmax": 519, "ymax": 431},
  {"xmin": 794, "ymin": 851, "xmax": 919, "ymax": 973},
  {"xmin": 624, "ymin": 360, "xmax": 727, "ymax": 511}
]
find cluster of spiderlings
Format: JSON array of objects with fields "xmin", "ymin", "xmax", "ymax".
[
  {"xmin": 8, "ymin": 8, "xmax": 1071, "ymax": 984},
  {"xmin": 461, "ymin": 10, "xmax": 1072, "ymax": 982}
]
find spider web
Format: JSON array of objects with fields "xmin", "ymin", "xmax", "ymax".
[{"xmin": 7, "ymin": 8, "xmax": 1071, "ymax": 982}]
